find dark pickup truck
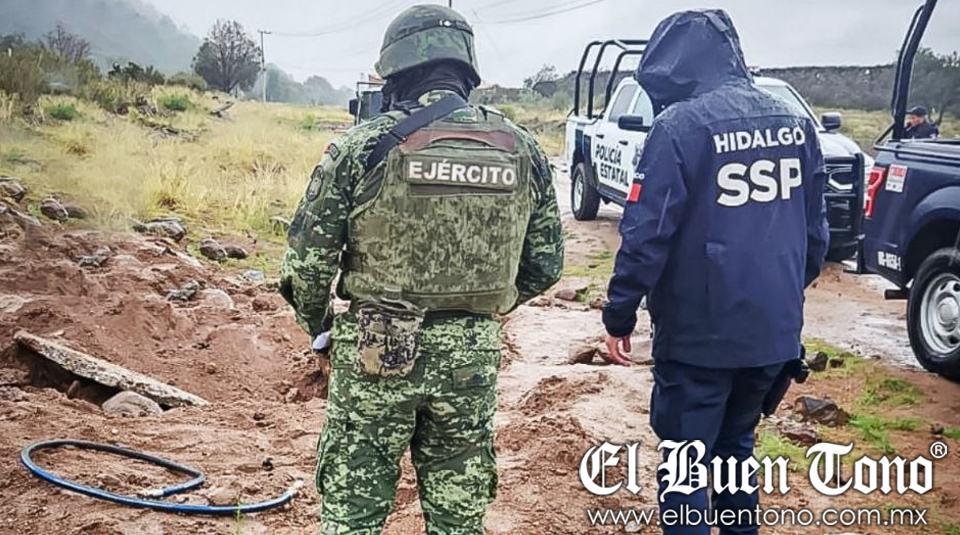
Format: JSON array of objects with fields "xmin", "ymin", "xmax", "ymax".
[{"xmin": 859, "ymin": 0, "xmax": 960, "ymax": 380}]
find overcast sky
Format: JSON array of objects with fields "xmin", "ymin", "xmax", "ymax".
[{"xmin": 143, "ymin": 0, "xmax": 960, "ymax": 88}]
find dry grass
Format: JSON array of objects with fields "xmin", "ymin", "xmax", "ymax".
[
  {"xmin": 4, "ymin": 85, "xmax": 954, "ymax": 251},
  {"xmin": 0, "ymin": 88, "xmax": 351, "ymax": 243},
  {"xmin": 814, "ymin": 107, "xmax": 958, "ymax": 153}
]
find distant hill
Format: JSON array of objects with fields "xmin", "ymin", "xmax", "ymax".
[
  {"xmin": 478, "ymin": 65, "xmax": 900, "ymax": 114},
  {"xmin": 0, "ymin": 0, "xmax": 200, "ymax": 74},
  {"xmin": 247, "ymin": 65, "xmax": 353, "ymax": 106},
  {"xmin": 760, "ymin": 65, "xmax": 896, "ymax": 112}
]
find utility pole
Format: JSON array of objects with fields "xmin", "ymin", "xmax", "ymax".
[
  {"xmin": 448, "ymin": 0, "xmax": 452, "ymax": 7},
  {"xmin": 258, "ymin": 29, "xmax": 271, "ymax": 103}
]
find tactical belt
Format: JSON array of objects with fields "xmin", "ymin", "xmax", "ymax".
[
  {"xmin": 364, "ymin": 94, "xmax": 469, "ymax": 171},
  {"xmin": 347, "ymin": 301, "xmax": 491, "ymax": 322}
]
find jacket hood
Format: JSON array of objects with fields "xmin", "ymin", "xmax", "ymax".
[{"xmin": 637, "ymin": 9, "xmax": 751, "ymax": 111}]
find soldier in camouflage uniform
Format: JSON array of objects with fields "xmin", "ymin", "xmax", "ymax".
[{"xmin": 279, "ymin": 5, "xmax": 564, "ymax": 535}]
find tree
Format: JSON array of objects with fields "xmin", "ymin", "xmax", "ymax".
[
  {"xmin": 43, "ymin": 24, "xmax": 91, "ymax": 63},
  {"xmin": 524, "ymin": 64, "xmax": 561, "ymax": 98},
  {"xmin": 192, "ymin": 20, "xmax": 260, "ymax": 94},
  {"xmin": 910, "ymin": 48, "xmax": 960, "ymax": 124},
  {"xmin": 109, "ymin": 62, "xmax": 165, "ymax": 86},
  {"xmin": 523, "ymin": 64, "xmax": 559, "ymax": 89},
  {"xmin": 0, "ymin": 33, "xmax": 27, "ymax": 53}
]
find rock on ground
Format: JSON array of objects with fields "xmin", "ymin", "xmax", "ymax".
[
  {"xmin": 0, "ymin": 177, "xmax": 26, "ymax": 202},
  {"xmin": 567, "ymin": 343, "xmax": 601, "ymax": 365},
  {"xmin": 62, "ymin": 202, "xmax": 89, "ymax": 219},
  {"xmin": 78, "ymin": 246, "xmax": 112, "ymax": 268},
  {"xmin": 102, "ymin": 391, "xmax": 163, "ymax": 417},
  {"xmin": 808, "ymin": 351, "xmax": 829, "ymax": 372},
  {"xmin": 241, "ymin": 270, "xmax": 265, "ymax": 283},
  {"xmin": 202, "ymin": 485, "xmax": 240, "ymax": 506},
  {"xmin": 773, "ymin": 419, "xmax": 820, "ymax": 446},
  {"xmin": 199, "ymin": 289, "xmax": 235, "ymax": 310},
  {"xmin": 40, "ymin": 198, "xmax": 68, "ymax": 222},
  {"xmin": 223, "ymin": 245, "xmax": 248, "ymax": 260},
  {"xmin": 199, "ymin": 238, "xmax": 227, "ymax": 262},
  {"xmin": 133, "ymin": 218, "xmax": 187, "ymax": 242},
  {"xmin": 166, "ymin": 280, "xmax": 201, "ymax": 302},
  {"xmin": 794, "ymin": 395, "xmax": 850, "ymax": 427}
]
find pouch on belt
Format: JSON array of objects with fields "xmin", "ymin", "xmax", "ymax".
[{"xmin": 356, "ymin": 297, "xmax": 425, "ymax": 378}]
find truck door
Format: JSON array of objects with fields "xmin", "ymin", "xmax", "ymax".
[
  {"xmin": 623, "ymin": 88, "xmax": 655, "ymax": 186},
  {"xmin": 593, "ymin": 83, "xmax": 638, "ymax": 197}
]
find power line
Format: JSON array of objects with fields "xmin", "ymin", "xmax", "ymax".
[
  {"xmin": 479, "ymin": 0, "xmax": 610, "ymax": 24},
  {"xmin": 476, "ymin": 0, "xmax": 574, "ymax": 14},
  {"xmin": 270, "ymin": 0, "xmax": 410, "ymax": 38},
  {"xmin": 470, "ymin": 8, "xmax": 507, "ymax": 64}
]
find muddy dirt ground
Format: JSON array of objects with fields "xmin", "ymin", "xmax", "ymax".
[{"xmin": 1, "ymin": 173, "xmax": 959, "ymax": 534}]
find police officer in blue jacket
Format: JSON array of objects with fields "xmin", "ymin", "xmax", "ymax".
[{"xmin": 602, "ymin": 10, "xmax": 828, "ymax": 535}]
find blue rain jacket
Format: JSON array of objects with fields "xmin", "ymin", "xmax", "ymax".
[{"xmin": 603, "ymin": 9, "xmax": 829, "ymax": 368}]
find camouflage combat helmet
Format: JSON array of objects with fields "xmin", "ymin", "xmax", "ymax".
[{"xmin": 376, "ymin": 4, "xmax": 480, "ymax": 84}]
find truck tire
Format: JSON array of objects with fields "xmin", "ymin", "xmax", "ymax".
[
  {"xmin": 907, "ymin": 247, "xmax": 960, "ymax": 381},
  {"xmin": 826, "ymin": 244, "xmax": 858, "ymax": 263},
  {"xmin": 572, "ymin": 162, "xmax": 600, "ymax": 221}
]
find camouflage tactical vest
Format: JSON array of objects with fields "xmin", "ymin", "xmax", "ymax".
[{"xmin": 343, "ymin": 108, "xmax": 533, "ymax": 314}]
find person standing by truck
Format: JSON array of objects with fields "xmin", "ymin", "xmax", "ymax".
[
  {"xmin": 602, "ymin": 10, "xmax": 828, "ymax": 534},
  {"xmin": 280, "ymin": 5, "xmax": 563, "ymax": 534},
  {"xmin": 904, "ymin": 105, "xmax": 940, "ymax": 139}
]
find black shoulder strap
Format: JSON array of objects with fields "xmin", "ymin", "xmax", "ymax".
[{"xmin": 365, "ymin": 94, "xmax": 469, "ymax": 171}]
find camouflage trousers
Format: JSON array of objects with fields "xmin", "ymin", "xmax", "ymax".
[{"xmin": 316, "ymin": 312, "xmax": 501, "ymax": 535}]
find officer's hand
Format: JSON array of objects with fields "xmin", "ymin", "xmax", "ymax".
[{"xmin": 604, "ymin": 335, "xmax": 633, "ymax": 367}]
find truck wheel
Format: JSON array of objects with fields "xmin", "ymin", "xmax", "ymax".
[
  {"xmin": 826, "ymin": 244, "xmax": 858, "ymax": 263},
  {"xmin": 572, "ymin": 162, "xmax": 600, "ymax": 221},
  {"xmin": 908, "ymin": 247, "xmax": 960, "ymax": 381}
]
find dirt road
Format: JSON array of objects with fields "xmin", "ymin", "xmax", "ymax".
[
  {"xmin": 552, "ymin": 166, "xmax": 917, "ymax": 371},
  {"xmin": 1, "ymin": 172, "xmax": 958, "ymax": 534}
]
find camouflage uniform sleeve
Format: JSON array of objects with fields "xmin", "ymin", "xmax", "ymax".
[
  {"xmin": 279, "ymin": 117, "xmax": 394, "ymax": 336},
  {"xmin": 279, "ymin": 143, "xmax": 353, "ymax": 337},
  {"xmin": 515, "ymin": 133, "xmax": 564, "ymax": 305}
]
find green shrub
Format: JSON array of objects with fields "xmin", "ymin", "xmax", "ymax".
[
  {"xmin": 167, "ymin": 72, "xmax": 207, "ymax": 92},
  {"xmin": 159, "ymin": 94, "xmax": 193, "ymax": 112},
  {"xmin": 497, "ymin": 104, "xmax": 517, "ymax": 122},
  {"xmin": 108, "ymin": 62, "xmax": 165, "ymax": 86},
  {"xmin": 0, "ymin": 45, "xmax": 47, "ymax": 111},
  {"xmin": 551, "ymin": 92, "xmax": 571, "ymax": 112},
  {"xmin": 45, "ymin": 102, "xmax": 79, "ymax": 121},
  {"xmin": 80, "ymin": 79, "xmax": 151, "ymax": 114}
]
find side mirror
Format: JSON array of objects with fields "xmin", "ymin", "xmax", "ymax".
[
  {"xmin": 348, "ymin": 98, "xmax": 359, "ymax": 117},
  {"xmin": 821, "ymin": 112, "xmax": 842, "ymax": 131},
  {"xmin": 618, "ymin": 114, "xmax": 649, "ymax": 132}
]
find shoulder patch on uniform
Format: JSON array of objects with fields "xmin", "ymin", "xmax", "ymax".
[
  {"xmin": 324, "ymin": 143, "xmax": 340, "ymax": 161},
  {"xmin": 305, "ymin": 165, "xmax": 324, "ymax": 201}
]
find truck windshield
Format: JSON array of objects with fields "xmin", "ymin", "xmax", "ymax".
[{"xmin": 758, "ymin": 84, "xmax": 821, "ymax": 129}]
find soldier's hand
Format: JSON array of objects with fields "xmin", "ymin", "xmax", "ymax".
[
  {"xmin": 312, "ymin": 332, "xmax": 332, "ymax": 357},
  {"xmin": 604, "ymin": 335, "xmax": 633, "ymax": 367}
]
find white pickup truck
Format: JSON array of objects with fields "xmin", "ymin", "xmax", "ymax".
[{"xmin": 563, "ymin": 40, "xmax": 868, "ymax": 261}]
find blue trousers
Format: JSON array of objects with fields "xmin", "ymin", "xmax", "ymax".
[{"xmin": 650, "ymin": 359, "xmax": 785, "ymax": 535}]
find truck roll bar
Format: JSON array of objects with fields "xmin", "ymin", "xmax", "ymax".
[
  {"xmin": 890, "ymin": 0, "xmax": 937, "ymax": 140},
  {"xmin": 573, "ymin": 39, "xmax": 647, "ymax": 119}
]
